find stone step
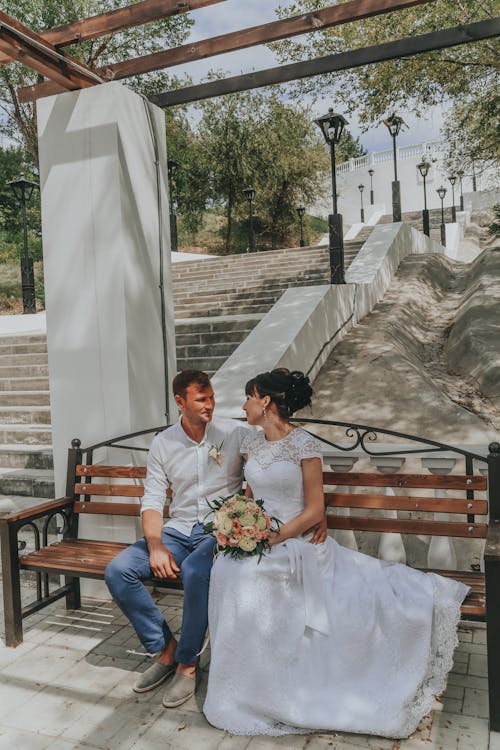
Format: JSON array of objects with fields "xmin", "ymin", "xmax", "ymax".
[
  {"xmin": 176, "ymin": 355, "xmax": 227, "ymax": 372},
  {"xmin": 0, "ymin": 406, "xmax": 51, "ymax": 425},
  {"xmin": 175, "ymin": 329, "xmax": 252, "ymax": 347},
  {"xmin": 0, "ymin": 424, "xmax": 52, "ymax": 445},
  {"xmin": 0, "ymin": 376, "xmax": 49, "ymax": 392},
  {"xmin": 0, "ymin": 342, "xmax": 47, "ymax": 355},
  {"xmin": 0, "ymin": 390, "xmax": 51, "ymax": 406},
  {"xmin": 175, "ymin": 315, "xmax": 263, "ymax": 334},
  {"xmin": 176, "ymin": 341, "xmax": 242, "ymax": 359},
  {"xmin": 175, "ymin": 303, "xmax": 273, "ymax": 319},
  {"xmin": 173, "ymin": 277, "xmax": 331, "ymax": 304},
  {"xmin": 0, "ymin": 467, "xmax": 54, "ymax": 499},
  {"xmin": 0, "ymin": 352, "xmax": 48, "ymax": 366},
  {"xmin": 0, "ymin": 363, "xmax": 49, "ymax": 378},
  {"xmin": 0, "ymin": 445, "xmax": 53, "ymax": 469},
  {"xmin": 0, "ymin": 334, "xmax": 47, "ymax": 345},
  {"xmin": 175, "ymin": 294, "xmax": 283, "ymax": 315}
]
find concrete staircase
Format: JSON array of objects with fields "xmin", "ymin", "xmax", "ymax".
[
  {"xmin": 173, "ymin": 239, "xmax": 365, "ymax": 375},
  {"xmin": 378, "ymin": 207, "xmax": 453, "ymax": 244},
  {"xmin": 0, "ymin": 334, "xmax": 53, "ymax": 514}
]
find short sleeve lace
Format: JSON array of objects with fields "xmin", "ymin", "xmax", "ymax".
[
  {"xmin": 296, "ymin": 429, "xmax": 324, "ymax": 461},
  {"xmin": 240, "ymin": 427, "xmax": 323, "ymax": 469}
]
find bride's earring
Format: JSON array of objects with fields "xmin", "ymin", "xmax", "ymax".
[{"xmin": 262, "ymin": 406, "xmax": 267, "ymax": 420}]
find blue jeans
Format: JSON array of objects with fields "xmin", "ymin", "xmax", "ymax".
[{"xmin": 104, "ymin": 523, "xmax": 215, "ymax": 663}]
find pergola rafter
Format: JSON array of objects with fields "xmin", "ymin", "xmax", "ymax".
[
  {"xmin": 18, "ymin": 0, "xmax": 435, "ymax": 103},
  {"xmin": 0, "ymin": 10, "xmax": 104, "ymax": 92}
]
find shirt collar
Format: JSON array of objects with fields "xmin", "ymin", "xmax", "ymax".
[{"xmin": 177, "ymin": 415, "xmax": 214, "ymax": 446}]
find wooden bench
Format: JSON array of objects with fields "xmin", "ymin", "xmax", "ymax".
[{"xmin": 1, "ymin": 430, "xmax": 499, "ymax": 730}]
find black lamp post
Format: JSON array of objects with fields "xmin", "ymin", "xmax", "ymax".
[
  {"xmin": 358, "ymin": 184, "xmax": 365, "ymax": 223},
  {"xmin": 457, "ymin": 169, "xmax": 464, "ymax": 211},
  {"xmin": 368, "ymin": 168, "xmax": 375, "ymax": 205},
  {"xmin": 472, "ymin": 161, "xmax": 477, "ymax": 192},
  {"xmin": 314, "ymin": 107, "xmax": 348, "ymax": 284},
  {"xmin": 448, "ymin": 175, "xmax": 457, "ymax": 222},
  {"xmin": 437, "ymin": 185, "xmax": 447, "ymax": 247},
  {"xmin": 243, "ymin": 186, "xmax": 256, "ymax": 252},
  {"xmin": 417, "ymin": 158, "xmax": 431, "ymax": 237},
  {"xmin": 167, "ymin": 159, "xmax": 179, "ymax": 253},
  {"xmin": 296, "ymin": 205, "xmax": 306, "ymax": 247},
  {"xmin": 8, "ymin": 174, "xmax": 38, "ymax": 314},
  {"xmin": 383, "ymin": 113, "xmax": 405, "ymax": 222}
]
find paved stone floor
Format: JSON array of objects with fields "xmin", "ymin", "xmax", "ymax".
[{"xmin": 0, "ymin": 590, "xmax": 497, "ymax": 750}]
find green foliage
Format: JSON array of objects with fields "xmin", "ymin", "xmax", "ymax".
[
  {"xmin": 0, "ymin": 146, "xmax": 42, "ymax": 263},
  {"xmin": 489, "ymin": 205, "xmax": 500, "ymax": 238},
  {"xmin": 273, "ymin": 0, "xmax": 499, "ymax": 168}
]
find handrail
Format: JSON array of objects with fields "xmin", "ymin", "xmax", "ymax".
[{"xmin": 79, "ymin": 417, "xmax": 489, "ymax": 464}]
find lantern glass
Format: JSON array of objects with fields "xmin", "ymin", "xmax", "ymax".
[
  {"xmin": 358, "ymin": 184, "xmax": 364, "ymax": 193},
  {"xmin": 449, "ymin": 175, "xmax": 457, "ymax": 187},
  {"xmin": 8, "ymin": 174, "xmax": 38, "ymax": 204},
  {"xmin": 437, "ymin": 186, "xmax": 447, "ymax": 200},
  {"xmin": 368, "ymin": 169, "xmax": 374, "ymax": 177},
  {"xmin": 296, "ymin": 206, "xmax": 305, "ymax": 218},
  {"xmin": 383, "ymin": 113, "xmax": 404, "ymax": 137}
]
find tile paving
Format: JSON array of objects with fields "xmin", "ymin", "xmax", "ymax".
[{"xmin": 0, "ymin": 590, "xmax": 498, "ymax": 750}]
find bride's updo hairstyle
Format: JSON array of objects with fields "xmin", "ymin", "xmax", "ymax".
[{"xmin": 245, "ymin": 368, "xmax": 313, "ymax": 419}]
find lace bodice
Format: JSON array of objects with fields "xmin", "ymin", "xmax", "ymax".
[{"xmin": 240, "ymin": 428, "xmax": 323, "ymax": 523}]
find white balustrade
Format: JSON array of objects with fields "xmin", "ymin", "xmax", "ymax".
[
  {"xmin": 328, "ymin": 456, "xmax": 359, "ymax": 551},
  {"xmin": 421, "ymin": 457, "xmax": 457, "ymax": 570}
]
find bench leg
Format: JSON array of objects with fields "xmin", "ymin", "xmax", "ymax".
[
  {"xmin": 65, "ymin": 576, "xmax": 81, "ymax": 611},
  {"xmin": 0, "ymin": 524, "xmax": 23, "ymax": 647},
  {"xmin": 485, "ymin": 556, "xmax": 500, "ymax": 731}
]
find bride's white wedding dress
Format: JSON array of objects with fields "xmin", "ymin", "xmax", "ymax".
[{"xmin": 203, "ymin": 428, "xmax": 469, "ymax": 738}]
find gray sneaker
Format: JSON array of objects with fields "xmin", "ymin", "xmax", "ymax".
[
  {"xmin": 133, "ymin": 661, "xmax": 176, "ymax": 693},
  {"xmin": 162, "ymin": 672, "xmax": 197, "ymax": 708}
]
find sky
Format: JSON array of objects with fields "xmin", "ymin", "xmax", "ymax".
[{"xmin": 169, "ymin": 0, "xmax": 446, "ymax": 153}]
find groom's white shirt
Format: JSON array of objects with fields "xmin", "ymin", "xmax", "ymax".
[{"xmin": 141, "ymin": 416, "xmax": 247, "ymax": 536}]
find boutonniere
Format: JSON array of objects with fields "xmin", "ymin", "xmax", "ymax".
[{"xmin": 208, "ymin": 441, "xmax": 224, "ymax": 466}]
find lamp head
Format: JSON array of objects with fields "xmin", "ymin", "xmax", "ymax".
[
  {"xmin": 448, "ymin": 174, "xmax": 457, "ymax": 187},
  {"xmin": 437, "ymin": 186, "xmax": 447, "ymax": 200},
  {"xmin": 8, "ymin": 173, "xmax": 38, "ymax": 204},
  {"xmin": 383, "ymin": 112, "xmax": 406, "ymax": 138},
  {"xmin": 358, "ymin": 184, "xmax": 364, "ymax": 193},
  {"xmin": 243, "ymin": 186, "xmax": 255, "ymax": 203},
  {"xmin": 296, "ymin": 206, "xmax": 306, "ymax": 218},
  {"xmin": 368, "ymin": 168, "xmax": 374, "ymax": 177},
  {"xmin": 417, "ymin": 159, "xmax": 430, "ymax": 178},
  {"xmin": 314, "ymin": 108, "xmax": 348, "ymax": 145}
]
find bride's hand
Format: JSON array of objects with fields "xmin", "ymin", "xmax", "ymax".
[
  {"xmin": 267, "ymin": 530, "xmax": 281, "ymax": 547},
  {"xmin": 307, "ymin": 515, "xmax": 328, "ymax": 544}
]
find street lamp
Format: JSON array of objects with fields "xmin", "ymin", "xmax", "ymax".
[
  {"xmin": 383, "ymin": 113, "xmax": 406, "ymax": 222},
  {"xmin": 314, "ymin": 107, "xmax": 348, "ymax": 284},
  {"xmin": 448, "ymin": 175, "xmax": 457, "ymax": 222},
  {"xmin": 167, "ymin": 159, "xmax": 179, "ymax": 253},
  {"xmin": 437, "ymin": 185, "xmax": 447, "ymax": 247},
  {"xmin": 243, "ymin": 186, "xmax": 256, "ymax": 252},
  {"xmin": 457, "ymin": 169, "xmax": 464, "ymax": 211},
  {"xmin": 417, "ymin": 158, "xmax": 431, "ymax": 237},
  {"xmin": 8, "ymin": 174, "xmax": 38, "ymax": 314},
  {"xmin": 368, "ymin": 168, "xmax": 375, "ymax": 205},
  {"xmin": 472, "ymin": 161, "xmax": 477, "ymax": 192},
  {"xmin": 296, "ymin": 205, "xmax": 306, "ymax": 247},
  {"xmin": 358, "ymin": 184, "xmax": 365, "ymax": 223}
]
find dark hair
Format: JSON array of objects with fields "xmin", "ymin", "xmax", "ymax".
[
  {"xmin": 245, "ymin": 368, "xmax": 313, "ymax": 419},
  {"xmin": 173, "ymin": 370, "xmax": 211, "ymax": 398}
]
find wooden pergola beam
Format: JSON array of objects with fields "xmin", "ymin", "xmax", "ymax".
[
  {"xmin": 148, "ymin": 17, "xmax": 500, "ymax": 107},
  {"xmin": 0, "ymin": 10, "xmax": 103, "ymax": 91},
  {"xmin": 19, "ymin": 0, "xmax": 435, "ymax": 103},
  {"xmin": 0, "ymin": 0, "xmax": 227, "ymax": 66}
]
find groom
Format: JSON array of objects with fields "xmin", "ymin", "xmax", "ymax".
[{"xmin": 105, "ymin": 369, "xmax": 246, "ymax": 708}]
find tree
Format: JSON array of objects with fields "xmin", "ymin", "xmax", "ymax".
[
  {"xmin": 272, "ymin": 0, "xmax": 499, "ymax": 170},
  {"xmin": 0, "ymin": 0, "xmax": 192, "ymax": 165},
  {"xmin": 0, "ymin": 145, "xmax": 41, "ymax": 262}
]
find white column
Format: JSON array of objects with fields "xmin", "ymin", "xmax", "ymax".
[
  {"xmin": 329, "ymin": 456, "xmax": 358, "ymax": 551},
  {"xmin": 37, "ymin": 82, "xmax": 176, "ymax": 533},
  {"xmin": 371, "ymin": 456, "xmax": 407, "ymax": 564},
  {"xmin": 421, "ymin": 457, "xmax": 457, "ymax": 570}
]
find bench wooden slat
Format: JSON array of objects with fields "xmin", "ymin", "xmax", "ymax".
[
  {"xmin": 76, "ymin": 465, "xmax": 147, "ymax": 478},
  {"xmin": 323, "ymin": 472, "xmax": 487, "ymax": 490},
  {"xmin": 74, "ymin": 501, "xmax": 170, "ymax": 517},
  {"xmin": 327, "ymin": 515, "xmax": 488, "ymax": 538},
  {"xmin": 325, "ymin": 492, "xmax": 488, "ymax": 515},
  {"xmin": 75, "ymin": 483, "xmax": 145, "ymax": 497}
]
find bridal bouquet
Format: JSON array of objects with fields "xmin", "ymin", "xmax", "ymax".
[{"xmin": 204, "ymin": 494, "xmax": 281, "ymax": 561}]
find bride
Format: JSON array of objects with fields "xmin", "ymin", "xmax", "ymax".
[{"xmin": 203, "ymin": 368, "xmax": 469, "ymax": 738}]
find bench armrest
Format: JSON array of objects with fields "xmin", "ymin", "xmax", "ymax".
[
  {"xmin": 0, "ymin": 497, "xmax": 74, "ymax": 527},
  {"xmin": 485, "ymin": 520, "xmax": 500, "ymax": 563}
]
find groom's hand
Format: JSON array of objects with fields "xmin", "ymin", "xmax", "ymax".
[{"xmin": 149, "ymin": 542, "xmax": 180, "ymax": 579}]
